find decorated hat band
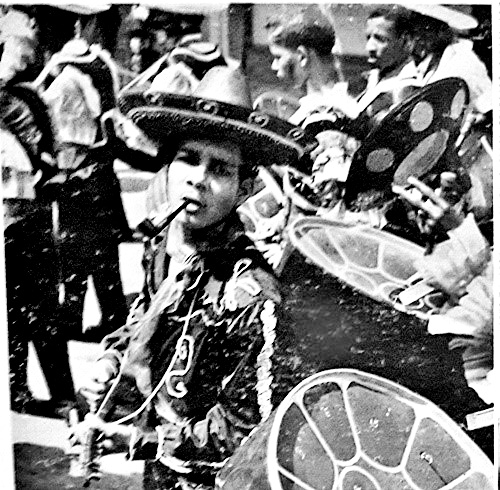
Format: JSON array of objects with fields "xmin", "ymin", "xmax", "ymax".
[{"xmin": 118, "ymin": 67, "xmax": 318, "ymax": 170}]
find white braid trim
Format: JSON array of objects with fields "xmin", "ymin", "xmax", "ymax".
[{"xmin": 256, "ymin": 300, "xmax": 276, "ymax": 422}]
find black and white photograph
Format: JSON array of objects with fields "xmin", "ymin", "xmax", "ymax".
[{"xmin": 0, "ymin": 2, "xmax": 495, "ymax": 489}]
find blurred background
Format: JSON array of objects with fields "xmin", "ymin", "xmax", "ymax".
[{"xmin": 2, "ymin": 3, "xmax": 490, "ymax": 98}]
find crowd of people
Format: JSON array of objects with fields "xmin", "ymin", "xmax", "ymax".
[
  {"xmin": 264, "ymin": 6, "xmax": 491, "ymax": 220},
  {"xmin": 1, "ymin": 3, "xmax": 494, "ymax": 489}
]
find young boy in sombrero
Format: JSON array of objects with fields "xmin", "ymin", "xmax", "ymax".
[{"xmin": 74, "ymin": 66, "xmax": 318, "ymax": 489}]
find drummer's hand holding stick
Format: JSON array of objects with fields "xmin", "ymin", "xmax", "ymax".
[{"xmin": 392, "ymin": 176, "xmax": 464, "ymax": 253}]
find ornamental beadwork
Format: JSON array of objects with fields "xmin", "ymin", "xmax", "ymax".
[
  {"xmin": 248, "ymin": 112, "xmax": 270, "ymax": 128},
  {"xmin": 147, "ymin": 92, "xmax": 162, "ymax": 105},
  {"xmin": 287, "ymin": 127, "xmax": 305, "ymax": 141},
  {"xmin": 196, "ymin": 99, "xmax": 220, "ymax": 115}
]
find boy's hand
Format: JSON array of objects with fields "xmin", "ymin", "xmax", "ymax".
[
  {"xmin": 68, "ymin": 412, "xmax": 105, "ymax": 448},
  {"xmin": 68, "ymin": 412, "xmax": 133, "ymax": 454},
  {"xmin": 79, "ymin": 359, "xmax": 117, "ymax": 412}
]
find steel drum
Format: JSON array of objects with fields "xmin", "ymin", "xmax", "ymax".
[
  {"xmin": 216, "ymin": 369, "xmax": 495, "ymax": 490},
  {"xmin": 280, "ymin": 78, "xmax": 469, "ymax": 214},
  {"xmin": 342, "ymin": 78, "xmax": 469, "ymax": 207},
  {"xmin": 288, "ymin": 216, "xmax": 448, "ymax": 320}
]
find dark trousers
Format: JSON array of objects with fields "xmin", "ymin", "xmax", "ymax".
[
  {"xmin": 59, "ymin": 241, "xmax": 128, "ymax": 337},
  {"xmin": 5, "ymin": 210, "xmax": 75, "ymax": 408}
]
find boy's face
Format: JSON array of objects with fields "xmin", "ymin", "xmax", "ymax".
[
  {"xmin": 167, "ymin": 139, "xmax": 250, "ymax": 230},
  {"xmin": 269, "ymin": 43, "xmax": 307, "ymax": 88}
]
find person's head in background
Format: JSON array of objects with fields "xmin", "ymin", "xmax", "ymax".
[
  {"xmin": 149, "ymin": 12, "xmax": 204, "ymax": 57},
  {"xmin": 365, "ymin": 6, "xmax": 412, "ymax": 78},
  {"xmin": 268, "ymin": 15, "xmax": 340, "ymax": 92},
  {"xmin": 406, "ymin": 13, "xmax": 455, "ymax": 65}
]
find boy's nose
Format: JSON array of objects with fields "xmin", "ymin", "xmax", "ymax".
[{"xmin": 187, "ymin": 164, "xmax": 208, "ymax": 189}]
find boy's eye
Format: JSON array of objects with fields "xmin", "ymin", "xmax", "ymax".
[
  {"xmin": 176, "ymin": 150, "xmax": 196, "ymax": 165},
  {"xmin": 212, "ymin": 161, "xmax": 233, "ymax": 177}
]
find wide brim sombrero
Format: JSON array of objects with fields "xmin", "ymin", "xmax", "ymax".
[
  {"xmin": 343, "ymin": 77, "xmax": 469, "ymax": 207},
  {"xmin": 403, "ymin": 4, "xmax": 478, "ymax": 31},
  {"xmin": 54, "ymin": 5, "xmax": 111, "ymax": 15},
  {"xmin": 118, "ymin": 66, "xmax": 318, "ymax": 170}
]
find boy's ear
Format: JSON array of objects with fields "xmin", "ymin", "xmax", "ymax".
[
  {"xmin": 237, "ymin": 177, "xmax": 254, "ymax": 206},
  {"xmin": 401, "ymin": 34, "xmax": 414, "ymax": 53},
  {"xmin": 297, "ymin": 45, "xmax": 310, "ymax": 67}
]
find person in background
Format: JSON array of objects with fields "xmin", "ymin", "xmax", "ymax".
[
  {"xmin": 304, "ymin": 6, "xmax": 488, "ymax": 223},
  {"xmin": 1, "ymin": 83, "xmax": 76, "ymax": 415},
  {"xmin": 398, "ymin": 5, "xmax": 493, "ymax": 227},
  {"xmin": 401, "ymin": 5, "xmax": 491, "ymax": 117},
  {"xmin": 293, "ymin": 6, "xmax": 414, "ymax": 132},
  {"xmin": 71, "ymin": 66, "xmax": 317, "ymax": 490},
  {"xmin": 263, "ymin": 15, "xmax": 361, "ymax": 268},
  {"xmin": 147, "ymin": 11, "xmax": 205, "ymax": 61},
  {"xmin": 267, "ymin": 14, "xmax": 354, "ymax": 126},
  {"xmin": 356, "ymin": 6, "xmax": 415, "ymax": 115},
  {"xmin": 393, "ymin": 176, "xmax": 493, "ymax": 406},
  {"xmin": 151, "ymin": 26, "xmax": 177, "ymax": 58},
  {"xmin": 40, "ymin": 40, "xmax": 130, "ymax": 342},
  {"xmin": 0, "ymin": 6, "xmax": 76, "ymax": 415},
  {"xmin": 266, "ymin": 9, "xmax": 414, "ymax": 188}
]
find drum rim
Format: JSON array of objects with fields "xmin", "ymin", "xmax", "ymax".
[{"xmin": 266, "ymin": 368, "xmax": 494, "ymax": 490}]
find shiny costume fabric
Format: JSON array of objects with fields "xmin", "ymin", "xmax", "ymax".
[{"xmin": 99, "ymin": 213, "xmax": 314, "ymax": 488}]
